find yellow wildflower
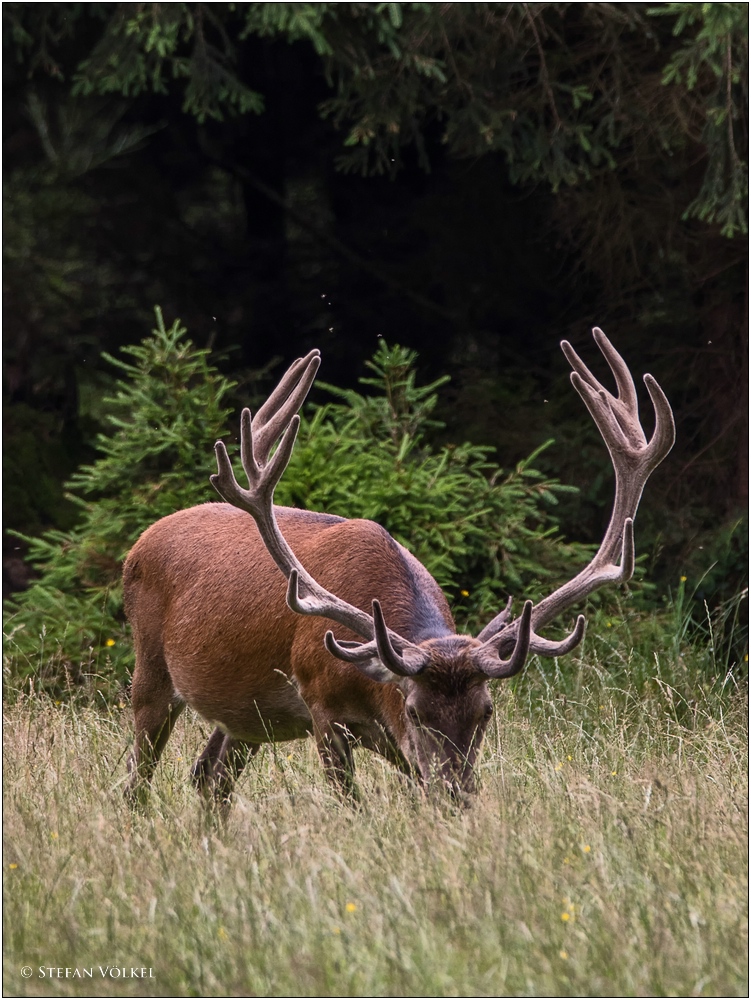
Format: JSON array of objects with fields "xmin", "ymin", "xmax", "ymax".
[
  {"xmin": 561, "ymin": 912, "xmax": 570, "ymax": 922},
  {"xmin": 559, "ymin": 950, "xmax": 569, "ymax": 959},
  {"xmin": 345, "ymin": 902, "xmax": 357, "ymax": 913},
  {"xmin": 106, "ymin": 638, "xmax": 116, "ymax": 647},
  {"xmin": 9, "ymin": 863, "xmax": 18, "ymax": 870},
  {"xmin": 583, "ymin": 845, "xmax": 591, "ymax": 853},
  {"xmin": 460, "ymin": 589, "xmax": 470, "ymax": 597}
]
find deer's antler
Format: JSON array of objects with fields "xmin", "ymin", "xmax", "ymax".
[{"xmin": 479, "ymin": 328, "xmax": 675, "ymax": 654}]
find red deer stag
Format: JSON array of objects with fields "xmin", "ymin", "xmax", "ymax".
[{"xmin": 124, "ymin": 330, "xmax": 674, "ymax": 805}]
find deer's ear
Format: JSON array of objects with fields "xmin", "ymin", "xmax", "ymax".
[{"xmin": 347, "ymin": 656, "xmax": 404, "ymax": 686}]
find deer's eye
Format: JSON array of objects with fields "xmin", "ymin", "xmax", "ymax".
[
  {"xmin": 483, "ymin": 704, "xmax": 494, "ymax": 720},
  {"xmin": 407, "ymin": 706, "xmax": 421, "ymax": 725}
]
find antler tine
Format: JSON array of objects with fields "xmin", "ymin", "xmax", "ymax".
[
  {"xmin": 324, "ymin": 630, "xmax": 379, "ymax": 663},
  {"xmin": 472, "ymin": 600, "xmax": 533, "ymax": 678},
  {"xmin": 643, "ymin": 374, "xmax": 676, "ymax": 467},
  {"xmin": 592, "ymin": 327, "xmax": 639, "ymax": 412},
  {"xmin": 618, "ymin": 517, "xmax": 635, "ymax": 582},
  {"xmin": 528, "ymin": 614, "xmax": 586, "ymax": 657},
  {"xmin": 253, "ymin": 349, "xmax": 317, "ymax": 426},
  {"xmin": 252, "ymin": 350, "xmax": 321, "ymax": 463},
  {"xmin": 373, "ymin": 599, "xmax": 429, "ymax": 676},
  {"xmin": 495, "ymin": 595, "xmax": 513, "ymax": 627},
  {"xmin": 475, "ymin": 596, "xmax": 513, "ymax": 644}
]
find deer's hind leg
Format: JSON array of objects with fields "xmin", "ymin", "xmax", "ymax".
[
  {"xmin": 125, "ymin": 648, "xmax": 184, "ymax": 806},
  {"xmin": 191, "ymin": 726, "xmax": 227, "ymax": 792},
  {"xmin": 192, "ymin": 727, "xmax": 258, "ymax": 812}
]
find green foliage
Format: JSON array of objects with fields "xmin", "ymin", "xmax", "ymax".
[
  {"xmin": 240, "ymin": 3, "xmax": 339, "ymax": 56},
  {"xmin": 6, "ymin": 3, "xmax": 746, "ymax": 234},
  {"xmin": 4, "ymin": 308, "xmax": 235, "ymax": 692},
  {"xmin": 653, "ymin": 2, "xmax": 748, "ymax": 236},
  {"xmin": 71, "ymin": 4, "xmax": 264, "ymax": 123}
]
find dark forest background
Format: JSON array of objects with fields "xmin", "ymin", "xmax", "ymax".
[{"xmin": 3, "ymin": 2, "xmax": 748, "ymax": 609}]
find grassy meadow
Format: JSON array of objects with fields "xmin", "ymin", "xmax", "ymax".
[{"xmin": 3, "ymin": 607, "xmax": 748, "ymax": 998}]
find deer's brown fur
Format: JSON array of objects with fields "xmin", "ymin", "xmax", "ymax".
[{"xmin": 124, "ymin": 504, "xmax": 484, "ymax": 801}]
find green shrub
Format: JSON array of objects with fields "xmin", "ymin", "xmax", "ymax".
[
  {"xmin": 4, "ymin": 308, "xmax": 235, "ymax": 693},
  {"xmin": 4, "ymin": 320, "xmax": 593, "ymax": 697}
]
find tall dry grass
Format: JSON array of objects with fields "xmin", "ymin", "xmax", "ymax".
[{"xmin": 3, "ymin": 618, "xmax": 748, "ymax": 998}]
